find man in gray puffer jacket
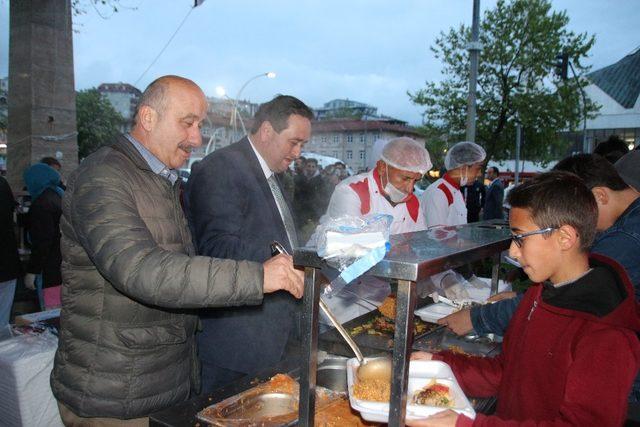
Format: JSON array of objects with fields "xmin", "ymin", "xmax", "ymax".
[{"xmin": 51, "ymin": 75, "xmax": 304, "ymax": 425}]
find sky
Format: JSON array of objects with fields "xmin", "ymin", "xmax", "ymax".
[{"xmin": 1, "ymin": 0, "xmax": 639, "ymax": 125}]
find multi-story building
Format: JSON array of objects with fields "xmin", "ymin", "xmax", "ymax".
[
  {"xmin": 315, "ymin": 99, "xmax": 378, "ymax": 120},
  {"xmin": 305, "ymin": 99, "xmax": 425, "ymax": 171},
  {"xmin": 98, "ymin": 83, "xmax": 142, "ymax": 131},
  {"xmin": 306, "ymin": 118, "xmax": 424, "ymax": 172}
]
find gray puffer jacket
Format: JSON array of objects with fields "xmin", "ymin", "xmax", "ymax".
[{"xmin": 51, "ymin": 135, "xmax": 264, "ymax": 419}]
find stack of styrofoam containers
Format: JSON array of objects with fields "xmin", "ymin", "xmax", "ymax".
[
  {"xmin": 0, "ymin": 329, "xmax": 63, "ymax": 426},
  {"xmin": 414, "ymin": 303, "xmax": 458, "ymax": 323}
]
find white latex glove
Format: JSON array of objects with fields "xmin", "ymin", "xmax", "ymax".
[{"xmin": 24, "ymin": 273, "xmax": 37, "ymax": 290}]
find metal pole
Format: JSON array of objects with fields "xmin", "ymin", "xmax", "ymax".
[
  {"xmin": 466, "ymin": 0, "xmax": 481, "ymax": 143},
  {"xmin": 582, "ymin": 115, "xmax": 588, "ymax": 153},
  {"xmin": 388, "ymin": 280, "xmax": 417, "ymax": 427},
  {"xmin": 490, "ymin": 252, "xmax": 501, "ymax": 296},
  {"xmin": 205, "ymin": 127, "xmax": 225, "ymax": 156},
  {"xmin": 299, "ymin": 267, "xmax": 319, "ymax": 426},
  {"xmin": 514, "ymin": 122, "xmax": 521, "ymax": 185},
  {"xmin": 232, "ymin": 72, "xmax": 275, "ymax": 135},
  {"xmin": 567, "ymin": 61, "xmax": 589, "ymax": 153}
]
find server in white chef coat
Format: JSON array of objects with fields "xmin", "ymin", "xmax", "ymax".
[
  {"xmin": 421, "ymin": 141, "xmax": 486, "ymax": 227},
  {"xmin": 323, "ymin": 137, "xmax": 432, "ymax": 235},
  {"xmin": 316, "ymin": 137, "xmax": 432, "ymax": 323}
]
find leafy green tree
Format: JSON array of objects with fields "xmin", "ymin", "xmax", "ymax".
[
  {"xmin": 418, "ymin": 124, "xmax": 450, "ymax": 172},
  {"xmin": 71, "ymin": 0, "xmax": 125, "ymax": 16},
  {"xmin": 76, "ymin": 88, "xmax": 124, "ymax": 159},
  {"xmin": 410, "ymin": 0, "xmax": 598, "ymax": 163}
]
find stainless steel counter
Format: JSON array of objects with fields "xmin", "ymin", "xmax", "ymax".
[
  {"xmin": 295, "ymin": 221, "xmax": 511, "ymax": 282},
  {"xmin": 294, "ymin": 221, "xmax": 512, "ymax": 427}
]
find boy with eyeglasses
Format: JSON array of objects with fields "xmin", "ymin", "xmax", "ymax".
[{"xmin": 410, "ymin": 171, "xmax": 640, "ymax": 427}]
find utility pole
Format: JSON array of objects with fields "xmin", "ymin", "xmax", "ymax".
[
  {"xmin": 557, "ymin": 53, "xmax": 590, "ymax": 153},
  {"xmin": 568, "ymin": 61, "xmax": 589, "ymax": 153},
  {"xmin": 515, "ymin": 121, "xmax": 521, "ymax": 185},
  {"xmin": 466, "ymin": 0, "xmax": 481, "ymax": 143}
]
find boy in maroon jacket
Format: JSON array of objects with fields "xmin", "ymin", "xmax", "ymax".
[{"xmin": 411, "ymin": 171, "xmax": 640, "ymax": 427}]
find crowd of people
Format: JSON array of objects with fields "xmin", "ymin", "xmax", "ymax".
[
  {"xmin": 0, "ymin": 156, "xmax": 65, "ymax": 326},
  {"xmin": 0, "ymin": 74, "xmax": 639, "ymax": 426},
  {"xmin": 290, "ymin": 156, "xmax": 350, "ymax": 242}
]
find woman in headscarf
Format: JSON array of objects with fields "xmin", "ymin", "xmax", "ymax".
[{"xmin": 23, "ymin": 163, "xmax": 64, "ymax": 310}]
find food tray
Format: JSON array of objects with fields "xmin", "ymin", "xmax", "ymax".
[
  {"xmin": 196, "ymin": 375, "xmax": 340, "ymax": 426},
  {"xmin": 319, "ymin": 309, "xmax": 440, "ymax": 357},
  {"xmin": 412, "ymin": 326, "xmax": 501, "ymax": 357},
  {"xmin": 414, "ymin": 303, "xmax": 457, "ymax": 323},
  {"xmin": 346, "ymin": 359, "xmax": 475, "ymax": 423}
]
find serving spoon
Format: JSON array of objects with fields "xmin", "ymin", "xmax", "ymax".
[
  {"xmin": 270, "ymin": 241, "xmax": 392, "ymax": 382},
  {"xmin": 317, "ymin": 297, "xmax": 392, "ymax": 381}
]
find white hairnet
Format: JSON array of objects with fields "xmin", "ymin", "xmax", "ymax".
[
  {"xmin": 379, "ymin": 137, "xmax": 432, "ymax": 175},
  {"xmin": 444, "ymin": 141, "xmax": 486, "ymax": 170}
]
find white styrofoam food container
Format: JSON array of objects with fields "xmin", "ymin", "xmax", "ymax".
[
  {"xmin": 347, "ymin": 359, "xmax": 475, "ymax": 423},
  {"xmin": 414, "ymin": 303, "xmax": 457, "ymax": 323}
]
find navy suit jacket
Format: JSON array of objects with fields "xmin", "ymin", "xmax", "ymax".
[
  {"xmin": 184, "ymin": 137, "xmax": 299, "ymax": 374},
  {"xmin": 483, "ymin": 178, "xmax": 505, "ymax": 220}
]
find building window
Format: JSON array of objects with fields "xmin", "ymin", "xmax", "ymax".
[
  {"xmin": 359, "ymin": 150, "xmax": 365, "ymax": 159},
  {"xmin": 347, "ymin": 133, "xmax": 353, "ymax": 143},
  {"xmin": 321, "ymin": 136, "xmax": 327, "ymax": 143},
  {"xmin": 359, "ymin": 132, "xmax": 365, "ymax": 142},
  {"xmin": 347, "ymin": 150, "xmax": 353, "ymax": 159},
  {"xmin": 332, "ymin": 151, "xmax": 339, "ymax": 158},
  {"xmin": 333, "ymin": 134, "xmax": 340, "ymax": 143}
]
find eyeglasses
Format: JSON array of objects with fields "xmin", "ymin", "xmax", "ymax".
[{"xmin": 511, "ymin": 227, "xmax": 557, "ymax": 248}]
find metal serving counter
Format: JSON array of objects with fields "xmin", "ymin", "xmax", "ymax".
[
  {"xmin": 294, "ymin": 221, "xmax": 512, "ymax": 426},
  {"xmin": 149, "ymin": 356, "xmax": 302, "ymax": 426}
]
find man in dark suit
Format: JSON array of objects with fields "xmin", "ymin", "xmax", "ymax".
[
  {"xmin": 185, "ymin": 95, "xmax": 313, "ymax": 393},
  {"xmin": 462, "ymin": 177, "xmax": 485, "ymax": 223},
  {"xmin": 483, "ymin": 166, "xmax": 505, "ymax": 220}
]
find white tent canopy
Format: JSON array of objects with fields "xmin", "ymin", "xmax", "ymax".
[{"xmin": 487, "ymin": 159, "xmax": 557, "ymax": 173}]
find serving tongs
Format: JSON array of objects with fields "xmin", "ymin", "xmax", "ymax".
[
  {"xmin": 431, "ymin": 294, "xmax": 466, "ymax": 309},
  {"xmin": 270, "ymin": 241, "xmax": 391, "ymax": 381}
]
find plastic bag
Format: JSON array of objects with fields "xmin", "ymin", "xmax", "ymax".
[
  {"xmin": 428, "ymin": 273, "xmax": 512, "ymax": 306},
  {"xmin": 316, "ymin": 214, "xmax": 392, "ymax": 265},
  {"xmin": 315, "ymin": 214, "xmax": 392, "ymax": 297}
]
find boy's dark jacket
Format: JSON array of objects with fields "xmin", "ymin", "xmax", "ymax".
[{"xmin": 436, "ymin": 254, "xmax": 640, "ymax": 427}]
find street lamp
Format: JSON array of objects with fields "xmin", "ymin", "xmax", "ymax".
[
  {"xmin": 215, "ymin": 86, "xmax": 226, "ymax": 97},
  {"xmin": 231, "ymin": 71, "xmax": 276, "ymax": 135}
]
